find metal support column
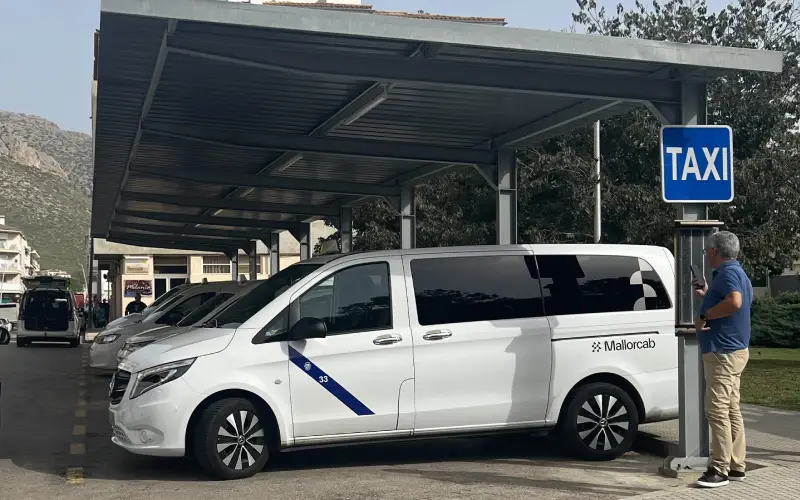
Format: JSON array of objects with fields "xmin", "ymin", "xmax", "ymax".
[
  {"xmin": 247, "ymin": 240, "xmax": 258, "ymax": 281},
  {"xmin": 340, "ymin": 207, "xmax": 353, "ymax": 253},
  {"xmin": 496, "ymin": 150, "xmax": 518, "ymax": 245},
  {"xmin": 269, "ymin": 233, "xmax": 280, "ymax": 276},
  {"xmin": 87, "ymin": 240, "xmax": 94, "ymax": 330},
  {"xmin": 400, "ymin": 186, "xmax": 416, "ymax": 249},
  {"xmin": 292, "ymin": 223, "xmax": 312, "ymax": 261},
  {"xmin": 664, "ymin": 81, "xmax": 722, "ymax": 474},
  {"xmin": 230, "ymin": 253, "xmax": 239, "ymax": 281}
]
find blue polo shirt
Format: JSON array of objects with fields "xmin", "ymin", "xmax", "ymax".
[{"xmin": 699, "ymin": 260, "xmax": 753, "ymax": 354}]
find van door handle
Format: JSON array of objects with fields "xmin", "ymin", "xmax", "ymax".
[
  {"xmin": 373, "ymin": 334, "xmax": 403, "ymax": 345},
  {"xmin": 423, "ymin": 329, "xmax": 452, "ymax": 341}
]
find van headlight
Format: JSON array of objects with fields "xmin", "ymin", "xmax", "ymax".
[
  {"xmin": 95, "ymin": 333, "xmax": 120, "ymax": 344},
  {"xmin": 129, "ymin": 358, "xmax": 195, "ymax": 399}
]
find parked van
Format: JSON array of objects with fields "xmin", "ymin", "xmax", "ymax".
[
  {"xmin": 104, "ymin": 283, "xmax": 198, "ymax": 330},
  {"xmin": 17, "ymin": 276, "xmax": 81, "ymax": 347},
  {"xmin": 110, "ymin": 245, "xmax": 677, "ymax": 480},
  {"xmin": 91, "ymin": 281, "xmax": 256, "ymax": 371}
]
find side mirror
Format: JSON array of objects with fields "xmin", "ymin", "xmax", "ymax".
[{"xmin": 288, "ymin": 317, "xmax": 327, "ymax": 341}]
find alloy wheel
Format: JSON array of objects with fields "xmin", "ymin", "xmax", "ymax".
[
  {"xmin": 576, "ymin": 394, "xmax": 630, "ymax": 451},
  {"xmin": 216, "ymin": 410, "xmax": 266, "ymax": 470}
]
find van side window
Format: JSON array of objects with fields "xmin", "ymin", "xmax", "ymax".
[
  {"xmin": 298, "ymin": 262, "xmax": 391, "ymax": 335},
  {"xmin": 535, "ymin": 255, "xmax": 671, "ymax": 315},
  {"xmin": 410, "ymin": 255, "xmax": 545, "ymax": 326},
  {"xmin": 156, "ymin": 291, "xmax": 216, "ymax": 324}
]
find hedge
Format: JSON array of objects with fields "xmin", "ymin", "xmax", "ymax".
[{"xmin": 751, "ymin": 292, "xmax": 800, "ymax": 348}]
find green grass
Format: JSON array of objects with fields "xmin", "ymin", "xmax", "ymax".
[{"xmin": 740, "ymin": 348, "xmax": 800, "ymax": 411}]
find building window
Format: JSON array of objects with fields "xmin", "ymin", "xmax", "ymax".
[
  {"xmin": 203, "ymin": 256, "xmax": 231, "ymax": 274},
  {"xmin": 238, "ymin": 258, "xmax": 262, "ymax": 276}
]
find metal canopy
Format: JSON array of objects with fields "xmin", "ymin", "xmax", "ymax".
[{"xmin": 92, "ymin": 0, "xmax": 783, "ymax": 251}]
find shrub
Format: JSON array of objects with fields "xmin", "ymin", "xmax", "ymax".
[{"xmin": 751, "ymin": 292, "xmax": 800, "ymax": 348}]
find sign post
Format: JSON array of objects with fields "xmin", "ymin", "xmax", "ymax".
[{"xmin": 659, "ymin": 123, "xmax": 733, "ymax": 475}]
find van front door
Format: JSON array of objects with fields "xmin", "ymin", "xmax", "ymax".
[{"xmin": 287, "ymin": 257, "xmax": 414, "ymax": 440}]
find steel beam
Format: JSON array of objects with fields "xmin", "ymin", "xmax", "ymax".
[
  {"xmin": 114, "ymin": 222, "xmax": 262, "ymax": 240},
  {"xmin": 290, "ymin": 224, "xmax": 312, "ymax": 261},
  {"xmin": 400, "ymin": 186, "xmax": 416, "ymax": 250},
  {"xmin": 116, "ymin": 209, "xmax": 308, "ymax": 231},
  {"xmin": 267, "ymin": 233, "xmax": 280, "ymax": 276},
  {"xmin": 495, "ymin": 150, "xmax": 518, "ymax": 245},
  {"xmin": 246, "ymin": 240, "xmax": 259, "ymax": 281},
  {"xmin": 121, "ymin": 191, "xmax": 339, "ymax": 217},
  {"xmin": 141, "ymin": 122, "xmax": 498, "ymax": 165},
  {"xmin": 169, "ymin": 45, "xmax": 682, "ymax": 104},
  {"xmin": 107, "ymin": 20, "xmax": 176, "ymax": 237},
  {"xmin": 107, "ymin": 233, "xmax": 245, "ymax": 253},
  {"xmin": 131, "ymin": 167, "xmax": 401, "ymax": 197},
  {"xmin": 230, "ymin": 252, "xmax": 240, "ymax": 281},
  {"xmin": 664, "ymin": 81, "xmax": 714, "ymax": 475},
  {"xmin": 492, "ymin": 100, "xmax": 624, "ymax": 148},
  {"xmin": 340, "ymin": 207, "xmax": 353, "ymax": 253}
]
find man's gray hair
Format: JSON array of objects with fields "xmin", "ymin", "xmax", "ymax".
[{"xmin": 708, "ymin": 231, "xmax": 740, "ymax": 260}]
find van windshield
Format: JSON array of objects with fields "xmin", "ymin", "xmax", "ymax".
[
  {"xmin": 177, "ymin": 292, "xmax": 235, "ymax": 327},
  {"xmin": 209, "ymin": 264, "xmax": 322, "ymax": 328},
  {"xmin": 141, "ymin": 285, "xmax": 190, "ymax": 315}
]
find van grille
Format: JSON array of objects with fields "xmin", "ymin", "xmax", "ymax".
[{"xmin": 109, "ymin": 370, "xmax": 131, "ymax": 405}]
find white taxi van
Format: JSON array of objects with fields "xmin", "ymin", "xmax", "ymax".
[{"xmin": 110, "ymin": 245, "xmax": 677, "ymax": 480}]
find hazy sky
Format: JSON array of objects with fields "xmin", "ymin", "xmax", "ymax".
[{"xmin": 0, "ymin": 0, "xmax": 732, "ymax": 134}]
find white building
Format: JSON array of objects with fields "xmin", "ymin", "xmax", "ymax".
[{"xmin": 0, "ymin": 215, "xmax": 41, "ymax": 304}]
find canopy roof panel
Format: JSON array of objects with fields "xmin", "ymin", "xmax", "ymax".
[{"xmin": 92, "ymin": 0, "xmax": 783, "ymax": 250}]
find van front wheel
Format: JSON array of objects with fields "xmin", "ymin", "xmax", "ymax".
[
  {"xmin": 193, "ymin": 398, "xmax": 270, "ymax": 480},
  {"xmin": 560, "ymin": 382, "xmax": 639, "ymax": 461}
]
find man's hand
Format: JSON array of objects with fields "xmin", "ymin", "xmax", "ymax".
[
  {"xmin": 692, "ymin": 279, "xmax": 708, "ymax": 297},
  {"xmin": 694, "ymin": 316, "xmax": 710, "ymax": 333}
]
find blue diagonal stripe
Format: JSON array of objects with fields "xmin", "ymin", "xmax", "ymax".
[{"xmin": 288, "ymin": 346, "xmax": 375, "ymax": 416}]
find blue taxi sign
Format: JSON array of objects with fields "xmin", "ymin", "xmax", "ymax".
[{"xmin": 660, "ymin": 125, "xmax": 734, "ymax": 203}]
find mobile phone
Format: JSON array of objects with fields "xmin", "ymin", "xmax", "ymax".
[{"xmin": 690, "ymin": 265, "xmax": 705, "ymax": 288}]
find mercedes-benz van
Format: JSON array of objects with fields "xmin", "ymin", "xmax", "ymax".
[{"xmin": 110, "ymin": 245, "xmax": 678, "ymax": 480}]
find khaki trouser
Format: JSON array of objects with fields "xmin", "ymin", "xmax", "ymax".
[{"xmin": 703, "ymin": 349, "xmax": 749, "ymax": 475}]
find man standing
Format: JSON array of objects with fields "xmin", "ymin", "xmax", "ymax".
[
  {"xmin": 125, "ymin": 293, "xmax": 147, "ymax": 316},
  {"xmin": 693, "ymin": 231, "xmax": 753, "ymax": 488}
]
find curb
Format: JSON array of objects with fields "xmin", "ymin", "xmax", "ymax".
[{"xmin": 634, "ymin": 432, "xmax": 677, "ymax": 457}]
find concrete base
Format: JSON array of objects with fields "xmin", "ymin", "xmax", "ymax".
[{"xmin": 658, "ymin": 456, "xmax": 710, "ymax": 478}]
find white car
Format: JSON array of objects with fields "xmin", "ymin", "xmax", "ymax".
[
  {"xmin": 91, "ymin": 281, "xmax": 254, "ymax": 370},
  {"xmin": 110, "ymin": 245, "xmax": 678, "ymax": 480},
  {"xmin": 16, "ymin": 276, "xmax": 81, "ymax": 347}
]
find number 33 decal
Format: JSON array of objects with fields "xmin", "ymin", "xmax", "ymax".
[{"xmin": 318, "ymin": 375, "xmax": 329, "ymax": 383}]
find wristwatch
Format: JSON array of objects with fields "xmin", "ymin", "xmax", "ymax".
[{"xmin": 699, "ymin": 312, "xmax": 707, "ymax": 322}]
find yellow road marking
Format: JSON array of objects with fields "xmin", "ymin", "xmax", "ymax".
[
  {"xmin": 75, "ymin": 409, "xmax": 86, "ymax": 418},
  {"xmin": 66, "ymin": 467, "xmax": 84, "ymax": 485},
  {"xmin": 70, "ymin": 443, "xmax": 85, "ymax": 455},
  {"xmin": 73, "ymin": 424, "xmax": 86, "ymax": 436}
]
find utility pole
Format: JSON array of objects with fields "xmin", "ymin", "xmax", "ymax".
[{"xmin": 593, "ymin": 120, "xmax": 601, "ymax": 243}]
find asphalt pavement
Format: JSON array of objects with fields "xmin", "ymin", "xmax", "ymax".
[{"xmin": 0, "ymin": 337, "xmax": 681, "ymax": 500}]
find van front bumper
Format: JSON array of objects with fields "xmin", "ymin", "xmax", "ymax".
[
  {"xmin": 109, "ymin": 377, "xmax": 198, "ymax": 457},
  {"xmin": 90, "ymin": 341, "xmax": 122, "ymax": 370}
]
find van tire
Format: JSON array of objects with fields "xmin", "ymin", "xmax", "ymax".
[
  {"xmin": 69, "ymin": 338, "xmax": 80, "ymax": 348},
  {"xmin": 560, "ymin": 382, "xmax": 639, "ymax": 461},
  {"xmin": 16, "ymin": 339, "xmax": 26, "ymax": 348},
  {"xmin": 192, "ymin": 398, "xmax": 270, "ymax": 480}
]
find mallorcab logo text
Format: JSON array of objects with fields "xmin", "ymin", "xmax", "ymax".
[{"xmin": 592, "ymin": 338, "xmax": 656, "ymax": 353}]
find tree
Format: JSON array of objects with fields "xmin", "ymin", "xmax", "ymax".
[
  {"xmin": 569, "ymin": 0, "xmax": 800, "ymax": 277},
  {"xmin": 326, "ymin": 0, "xmax": 800, "ymax": 278}
]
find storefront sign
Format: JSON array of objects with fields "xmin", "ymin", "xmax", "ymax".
[
  {"xmin": 124, "ymin": 257, "xmax": 150, "ymax": 275},
  {"xmin": 124, "ymin": 280, "xmax": 153, "ymax": 297}
]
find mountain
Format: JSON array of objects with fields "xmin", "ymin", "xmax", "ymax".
[{"xmin": 0, "ymin": 111, "xmax": 92, "ymax": 289}]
